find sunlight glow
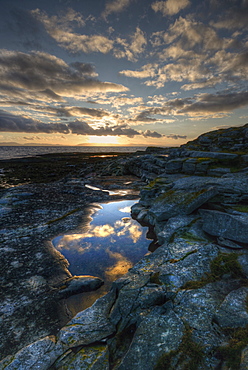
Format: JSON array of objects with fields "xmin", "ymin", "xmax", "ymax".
[{"xmin": 88, "ymin": 135, "xmax": 121, "ymax": 145}]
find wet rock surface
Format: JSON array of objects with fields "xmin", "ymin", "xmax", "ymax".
[{"xmin": 1, "ymin": 124, "xmax": 248, "ymax": 369}]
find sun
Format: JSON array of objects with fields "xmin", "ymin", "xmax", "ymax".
[{"xmin": 88, "ymin": 136, "xmax": 121, "ymax": 146}]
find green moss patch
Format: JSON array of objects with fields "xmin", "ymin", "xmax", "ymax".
[
  {"xmin": 150, "ymin": 271, "xmax": 162, "ymax": 285},
  {"xmin": 169, "ymin": 249, "xmax": 198, "ymax": 264},
  {"xmin": 232, "ymin": 205, "xmax": 248, "ymax": 213},
  {"xmin": 217, "ymin": 325, "xmax": 248, "ymax": 369},
  {"xmin": 181, "ymin": 253, "xmax": 246, "ymax": 290},
  {"xmin": 46, "ymin": 208, "xmax": 80, "ymax": 225},
  {"xmin": 154, "ymin": 323, "xmax": 204, "ymax": 370}
]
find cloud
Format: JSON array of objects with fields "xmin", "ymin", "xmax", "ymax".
[
  {"xmin": 130, "ymin": 91, "xmax": 248, "ymax": 121},
  {"xmin": 161, "ymin": 17, "xmax": 224, "ymax": 50},
  {"xmin": 63, "ymin": 107, "xmax": 110, "ymax": 118},
  {"xmin": 114, "ymin": 27, "xmax": 147, "ymax": 61},
  {"xmin": 70, "ymin": 62, "xmax": 98, "ymax": 76},
  {"xmin": 179, "ymin": 91, "xmax": 248, "ymax": 115},
  {"xmin": 119, "ymin": 64, "xmax": 157, "ymax": 78},
  {"xmin": 31, "ymin": 9, "xmax": 114, "ymax": 54},
  {"xmin": 0, "ymin": 109, "xmax": 170, "ymax": 140},
  {"xmin": 134, "ymin": 16, "xmax": 248, "ymax": 90},
  {"xmin": 211, "ymin": 2, "xmax": 248, "ymax": 30},
  {"xmin": 0, "ymin": 110, "xmax": 70, "ymax": 134},
  {"xmin": 143, "ymin": 129, "xmax": 163, "ymax": 138},
  {"xmin": 0, "ymin": 50, "xmax": 128, "ymax": 103},
  {"xmin": 143, "ymin": 130, "xmax": 186, "ymax": 139},
  {"xmin": 165, "ymin": 134, "xmax": 187, "ymax": 139},
  {"xmin": 151, "ymin": 0, "xmax": 190, "ymax": 16},
  {"xmin": 68, "ymin": 121, "xmax": 141, "ymax": 137},
  {"xmin": 134, "ymin": 111, "xmax": 160, "ymax": 122},
  {"xmin": 102, "ymin": 0, "xmax": 131, "ymax": 18}
]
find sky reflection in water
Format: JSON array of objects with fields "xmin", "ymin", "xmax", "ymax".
[{"xmin": 53, "ymin": 199, "xmax": 151, "ymax": 314}]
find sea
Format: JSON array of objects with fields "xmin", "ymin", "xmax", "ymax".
[{"xmin": 0, "ymin": 146, "xmax": 147, "ymax": 160}]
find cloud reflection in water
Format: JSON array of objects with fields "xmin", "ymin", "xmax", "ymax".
[{"xmin": 53, "ymin": 199, "xmax": 151, "ymax": 313}]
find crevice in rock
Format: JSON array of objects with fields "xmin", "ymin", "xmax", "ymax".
[{"xmin": 108, "ymin": 323, "xmax": 137, "ymax": 370}]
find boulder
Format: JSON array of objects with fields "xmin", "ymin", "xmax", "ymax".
[
  {"xmin": 148, "ymin": 187, "xmax": 218, "ymax": 221},
  {"xmin": 214, "ymin": 287, "xmax": 248, "ymax": 328},
  {"xmin": 199, "ymin": 209, "xmax": 248, "ymax": 244},
  {"xmin": 58, "ymin": 290, "xmax": 116, "ymax": 348},
  {"xmin": 57, "ymin": 275, "xmax": 104, "ymax": 299}
]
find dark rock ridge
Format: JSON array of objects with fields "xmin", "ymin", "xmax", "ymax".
[{"xmin": 1, "ymin": 124, "xmax": 248, "ymax": 369}]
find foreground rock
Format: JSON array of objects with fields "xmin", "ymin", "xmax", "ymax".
[{"xmin": 1, "ymin": 124, "xmax": 248, "ymax": 369}]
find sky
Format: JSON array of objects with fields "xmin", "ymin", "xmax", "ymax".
[{"xmin": 0, "ymin": 0, "xmax": 247, "ymax": 147}]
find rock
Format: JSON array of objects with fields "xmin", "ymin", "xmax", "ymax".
[
  {"xmin": 58, "ymin": 290, "xmax": 116, "ymax": 348},
  {"xmin": 195, "ymin": 160, "xmax": 213, "ymax": 174},
  {"xmin": 165, "ymin": 158, "xmax": 184, "ymax": 173},
  {"xmin": 184, "ymin": 150, "xmax": 239, "ymax": 160},
  {"xmin": 156, "ymin": 215, "xmax": 197, "ymax": 244},
  {"xmin": 182, "ymin": 158, "xmax": 198, "ymax": 174},
  {"xmin": 109, "ymin": 272, "xmax": 166, "ymax": 332},
  {"xmin": 207, "ymin": 168, "xmax": 231, "ymax": 176},
  {"xmin": 148, "ymin": 187, "xmax": 218, "ymax": 221},
  {"xmin": 217, "ymin": 237, "xmax": 243, "ymax": 249},
  {"xmin": 238, "ymin": 253, "xmax": 248, "ymax": 278},
  {"xmin": 214, "ymin": 287, "xmax": 248, "ymax": 328},
  {"xmin": 199, "ymin": 209, "xmax": 248, "ymax": 244},
  {"xmin": 240, "ymin": 346, "xmax": 248, "ymax": 370},
  {"xmin": 182, "ymin": 124, "xmax": 248, "ymax": 153},
  {"xmin": 174, "ymin": 286, "xmax": 222, "ymax": 331},
  {"xmin": 52, "ymin": 344, "xmax": 109, "ymax": 370},
  {"xmin": 116, "ymin": 308, "xmax": 184, "ymax": 370},
  {"xmin": 0, "ymin": 336, "xmax": 64, "ymax": 370},
  {"xmin": 57, "ymin": 275, "xmax": 104, "ymax": 299},
  {"xmin": 242, "ymin": 154, "xmax": 248, "ymax": 163}
]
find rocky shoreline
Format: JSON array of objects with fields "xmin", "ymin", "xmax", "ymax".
[{"xmin": 1, "ymin": 124, "xmax": 248, "ymax": 369}]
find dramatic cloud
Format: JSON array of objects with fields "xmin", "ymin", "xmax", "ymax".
[
  {"xmin": 151, "ymin": 0, "xmax": 190, "ymax": 16},
  {"xmin": 179, "ymin": 91, "xmax": 248, "ymax": 115},
  {"xmin": 0, "ymin": 110, "xmax": 70, "ymax": 134},
  {"xmin": 102, "ymin": 0, "xmax": 131, "ymax": 18},
  {"xmin": 31, "ymin": 9, "xmax": 114, "ymax": 54},
  {"xmin": 0, "ymin": 110, "xmax": 165, "ymax": 138},
  {"xmin": 131, "ymin": 91, "xmax": 248, "ymax": 121},
  {"xmin": 0, "ymin": 50, "xmax": 128, "ymax": 103},
  {"xmin": 65, "ymin": 121, "xmax": 145, "ymax": 137},
  {"xmin": 122, "ymin": 16, "xmax": 248, "ymax": 90}
]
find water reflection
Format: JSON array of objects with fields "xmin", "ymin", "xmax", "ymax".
[{"xmin": 53, "ymin": 200, "xmax": 151, "ymax": 315}]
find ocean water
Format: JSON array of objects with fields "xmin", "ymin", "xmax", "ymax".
[{"xmin": 0, "ymin": 146, "xmax": 146, "ymax": 160}]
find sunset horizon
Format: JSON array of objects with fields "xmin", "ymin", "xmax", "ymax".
[{"xmin": 0, "ymin": 0, "xmax": 247, "ymax": 147}]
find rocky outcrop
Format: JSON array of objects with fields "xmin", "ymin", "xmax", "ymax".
[
  {"xmin": 123, "ymin": 124, "xmax": 248, "ymax": 181},
  {"xmin": 182, "ymin": 123, "xmax": 248, "ymax": 152}
]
